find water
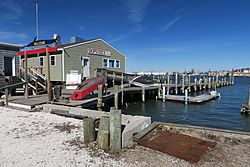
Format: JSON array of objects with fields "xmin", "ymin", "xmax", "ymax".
[{"xmin": 123, "ymin": 77, "xmax": 250, "ymax": 132}]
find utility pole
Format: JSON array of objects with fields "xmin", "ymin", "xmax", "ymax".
[{"xmin": 36, "ymin": 0, "xmax": 39, "ymax": 40}]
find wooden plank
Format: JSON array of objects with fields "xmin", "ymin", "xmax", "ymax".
[{"xmin": 133, "ymin": 122, "xmax": 159, "ymax": 141}]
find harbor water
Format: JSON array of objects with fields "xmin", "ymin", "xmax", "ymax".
[{"xmin": 122, "ymin": 77, "xmax": 250, "ymax": 132}]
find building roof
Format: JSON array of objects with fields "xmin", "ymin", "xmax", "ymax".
[
  {"xmin": 60, "ymin": 38, "xmax": 98, "ymax": 47},
  {"xmin": 0, "ymin": 42, "xmax": 22, "ymax": 51},
  {"xmin": 59, "ymin": 38, "xmax": 126, "ymax": 58}
]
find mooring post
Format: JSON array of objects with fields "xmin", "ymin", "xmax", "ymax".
[
  {"xmin": 121, "ymin": 74, "xmax": 124, "ymax": 107},
  {"xmin": 212, "ymin": 76, "xmax": 215, "ymax": 88},
  {"xmin": 4, "ymin": 88, "xmax": 8, "ymax": 106},
  {"xmin": 97, "ymin": 116, "xmax": 110, "ymax": 151},
  {"xmin": 175, "ymin": 73, "xmax": 178, "ymax": 94},
  {"xmin": 182, "ymin": 73, "xmax": 185, "ymax": 94},
  {"xmin": 24, "ymin": 51, "xmax": 29, "ymax": 99},
  {"xmin": 248, "ymin": 85, "xmax": 250, "ymax": 107},
  {"xmin": 194, "ymin": 78, "xmax": 197, "ymax": 91},
  {"xmin": 114, "ymin": 85, "xmax": 119, "ymax": 109},
  {"xmin": 199, "ymin": 78, "xmax": 202, "ymax": 90},
  {"xmin": 112, "ymin": 72, "xmax": 115, "ymax": 87},
  {"xmin": 142, "ymin": 86, "xmax": 145, "ymax": 102},
  {"xmin": 232, "ymin": 72, "xmax": 234, "ymax": 85},
  {"xmin": 208, "ymin": 77, "xmax": 211, "ymax": 89},
  {"xmin": 46, "ymin": 48, "xmax": 52, "ymax": 101},
  {"xmin": 167, "ymin": 73, "xmax": 170, "ymax": 95},
  {"xmin": 203, "ymin": 75, "xmax": 206, "ymax": 89},
  {"xmin": 110, "ymin": 107, "xmax": 122, "ymax": 152},
  {"xmin": 157, "ymin": 86, "xmax": 161, "ymax": 99},
  {"xmin": 97, "ymin": 84, "xmax": 103, "ymax": 111},
  {"xmin": 162, "ymin": 86, "xmax": 166, "ymax": 102},
  {"xmin": 184, "ymin": 89, "xmax": 188, "ymax": 104},
  {"xmin": 188, "ymin": 74, "xmax": 191, "ymax": 92},
  {"xmin": 216, "ymin": 73, "xmax": 219, "ymax": 87},
  {"xmin": 83, "ymin": 117, "xmax": 96, "ymax": 144}
]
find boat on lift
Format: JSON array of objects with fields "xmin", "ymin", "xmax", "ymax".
[{"xmin": 70, "ymin": 76, "xmax": 106, "ymax": 100}]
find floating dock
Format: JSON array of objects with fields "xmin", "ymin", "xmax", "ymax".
[{"xmin": 164, "ymin": 93, "xmax": 219, "ymax": 103}]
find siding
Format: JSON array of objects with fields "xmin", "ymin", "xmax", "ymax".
[
  {"xmin": 25, "ymin": 54, "xmax": 62, "ymax": 81},
  {"xmin": 63, "ymin": 40, "xmax": 125, "ymax": 80},
  {"xmin": 0, "ymin": 48, "xmax": 19, "ymax": 76}
]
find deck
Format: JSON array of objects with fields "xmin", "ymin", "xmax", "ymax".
[
  {"xmin": 8, "ymin": 94, "xmax": 48, "ymax": 109},
  {"xmin": 164, "ymin": 94, "xmax": 219, "ymax": 103}
]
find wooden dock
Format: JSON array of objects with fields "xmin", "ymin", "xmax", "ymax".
[
  {"xmin": 164, "ymin": 94, "xmax": 219, "ymax": 103},
  {"xmin": 8, "ymin": 94, "xmax": 48, "ymax": 109}
]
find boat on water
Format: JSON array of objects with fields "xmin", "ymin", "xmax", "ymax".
[
  {"xmin": 209, "ymin": 90, "xmax": 221, "ymax": 97},
  {"xmin": 70, "ymin": 76, "xmax": 106, "ymax": 100}
]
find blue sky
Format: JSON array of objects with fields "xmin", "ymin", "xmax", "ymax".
[{"xmin": 0, "ymin": 0, "xmax": 249, "ymax": 72}]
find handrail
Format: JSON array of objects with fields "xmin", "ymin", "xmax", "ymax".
[
  {"xmin": 30, "ymin": 67, "xmax": 46, "ymax": 81},
  {"xmin": 0, "ymin": 82, "xmax": 26, "ymax": 90},
  {"xmin": 19, "ymin": 67, "xmax": 38, "ymax": 80}
]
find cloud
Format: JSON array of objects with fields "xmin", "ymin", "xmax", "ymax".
[
  {"xmin": 124, "ymin": 0, "xmax": 151, "ymax": 23},
  {"xmin": 109, "ymin": 33, "xmax": 130, "ymax": 43},
  {"xmin": 161, "ymin": 16, "xmax": 182, "ymax": 32},
  {"xmin": 67, "ymin": 19, "xmax": 85, "ymax": 31},
  {"xmin": 0, "ymin": 0, "xmax": 23, "ymax": 20},
  {"xmin": 0, "ymin": 31, "xmax": 28, "ymax": 41}
]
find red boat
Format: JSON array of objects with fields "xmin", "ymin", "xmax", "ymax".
[{"xmin": 70, "ymin": 76, "xmax": 106, "ymax": 100}]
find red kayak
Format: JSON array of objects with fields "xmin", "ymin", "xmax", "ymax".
[{"xmin": 70, "ymin": 76, "xmax": 106, "ymax": 100}]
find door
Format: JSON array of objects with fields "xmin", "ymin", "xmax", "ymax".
[
  {"xmin": 82, "ymin": 57, "xmax": 90, "ymax": 78},
  {"xmin": 4, "ymin": 57, "xmax": 12, "ymax": 76}
]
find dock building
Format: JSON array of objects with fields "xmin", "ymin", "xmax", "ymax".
[{"xmin": 18, "ymin": 38, "xmax": 126, "ymax": 82}]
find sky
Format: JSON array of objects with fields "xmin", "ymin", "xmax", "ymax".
[{"xmin": 0, "ymin": 0, "xmax": 249, "ymax": 72}]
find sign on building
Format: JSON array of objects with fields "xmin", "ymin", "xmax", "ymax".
[{"xmin": 87, "ymin": 48, "xmax": 111, "ymax": 56}]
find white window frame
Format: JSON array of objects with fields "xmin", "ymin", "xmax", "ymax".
[
  {"xmin": 115, "ymin": 60, "xmax": 120, "ymax": 68},
  {"xmin": 102, "ymin": 58, "xmax": 108, "ymax": 68},
  {"xmin": 39, "ymin": 56, "xmax": 44, "ymax": 66},
  {"xmin": 102, "ymin": 58, "xmax": 121, "ymax": 69},
  {"xmin": 50, "ymin": 55, "xmax": 56, "ymax": 66}
]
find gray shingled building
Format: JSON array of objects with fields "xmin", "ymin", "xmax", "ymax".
[
  {"xmin": 0, "ymin": 42, "xmax": 21, "ymax": 76},
  {"xmin": 21, "ymin": 38, "xmax": 126, "ymax": 82}
]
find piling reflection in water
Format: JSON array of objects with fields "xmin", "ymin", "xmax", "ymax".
[{"xmin": 123, "ymin": 77, "xmax": 250, "ymax": 132}]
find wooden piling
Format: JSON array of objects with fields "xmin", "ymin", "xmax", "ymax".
[
  {"xmin": 142, "ymin": 86, "xmax": 145, "ymax": 102},
  {"xmin": 112, "ymin": 72, "xmax": 115, "ymax": 87},
  {"xmin": 167, "ymin": 73, "xmax": 170, "ymax": 95},
  {"xmin": 4, "ymin": 89, "xmax": 8, "ymax": 106},
  {"xmin": 208, "ymin": 77, "xmax": 211, "ymax": 89},
  {"xmin": 175, "ymin": 73, "xmax": 178, "ymax": 94},
  {"xmin": 24, "ymin": 52, "xmax": 28, "ymax": 98},
  {"xmin": 83, "ymin": 117, "xmax": 96, "ymax": 144},
  {"xmin": 97, "ymin": 84, "xmax": 103, "ymax": 111},
  {"xmin": 97, "ymin": 116, "xmax": 110, "ymax": 151},
  {"xmin": 248, "ymin": 85, "xmax": 250, "ymax": 107},
  {"xmin": 194, "ymin": 78, "xmax": 197, "ymax": 91},
  {"xmin": 162, "ymin": 86, "xmax": 166, "ymax": 102},
  {"xmin": 121, "ymin": 74, "xmax": 124, "ymax": 106},
  {"xmin": 46, "ymin": 48, "xmax": 52, "ymax": 101},
  {"xmin": 199, "ymin": 78, "xmax": 202, "ymax": 90},
  {"xmin": 114, "ymin": 85, "xmax": 119, "ymax": 108},
  {"xmin": 216, "ymin": 73, "xmax": 219, "ymax": 87},
  {"xmin": 188, "ymin": 74, "xmax": 191, "ymax": 92},
  {"xmin": 182, "ymin": 73, "xmax": 185, "ymax": 94},
  {"xmin": 110, "ymin": 107, "xmax": 122, "ymax": 152}
]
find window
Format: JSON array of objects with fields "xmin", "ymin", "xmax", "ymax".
[
  {"xmin": 115, "ymin": 60, "xmax": 120, "ymax": 68},
  {"xmin": 50, "ymin": 55, "xmax": 56, "ymax": 66},
  {"xmin": 109, "ymin": 59, "xmax": 115, "ymax": 68},
  {"xmin": 39, "ymin": 57, "xmax": 44, "ymax": 66},
  {"xmin": 102, "ymin": 58, "xmax": 120, "ymax": 68},
  {"xmin": 103, "ymin": 59, "xmax": 108, "ymax": 67}
]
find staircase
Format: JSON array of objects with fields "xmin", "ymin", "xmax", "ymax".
[{"xmin": 19, "ymin": 67, "xmax": 47, "ymax": 95}]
